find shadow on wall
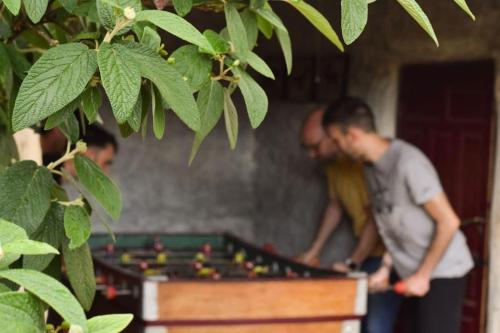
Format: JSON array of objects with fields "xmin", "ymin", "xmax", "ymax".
[{"xmin": 98, "ymin": 101, "xmax": 355, "ymax": 265}]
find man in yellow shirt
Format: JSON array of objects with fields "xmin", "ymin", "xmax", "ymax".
[{"xmin": 297, "ymin": 108, "xmax": 400, "ymax": 333}]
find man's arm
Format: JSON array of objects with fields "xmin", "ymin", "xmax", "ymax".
[
  {"xmin": 404, "ymin": 192, "xmax": 460, "ymax": 296},
  {"xmin": 350, "ymin": 209, "xmax": 379, "ymax": 264},
  {"xmin": 332, "ymin": 208, "xmax": 379, "ymax": 272},
  {"xmin": 298, "ymin": 195, "xmax": 342, "ymax": 265}
]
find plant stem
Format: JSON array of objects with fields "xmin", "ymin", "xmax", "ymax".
[{"xmin": 47, "ymin": 141, "xmax": 86, "ymax": 170}]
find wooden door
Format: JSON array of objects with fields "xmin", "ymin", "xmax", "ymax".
[{"xmin": 397, "ymin": 60, "xmax": 495, "ymax": 333}]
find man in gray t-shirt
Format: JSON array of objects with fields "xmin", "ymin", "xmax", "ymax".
[{"xmin": 322, "ymin": 97, "xmax": 473, "ymax": 333}]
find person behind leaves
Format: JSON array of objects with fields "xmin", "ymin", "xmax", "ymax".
[{"xmin": 63, "ymin": 124, "xmax": 118, "ymax": 177}]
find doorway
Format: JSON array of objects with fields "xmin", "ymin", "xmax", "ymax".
[{"xmin": 397, "ymin": 60, "xmax": 495, "ymax": 333}]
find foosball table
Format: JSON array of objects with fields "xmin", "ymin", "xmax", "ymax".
[{"xmin": 89, "ymin": 233, "xmax": 367, "ymax": 333}]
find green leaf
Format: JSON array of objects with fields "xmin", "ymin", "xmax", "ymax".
[
  {"xmin": 151, "ymin": 86, "xmax": 166, "ymax": 139},
  {"xmin": 275, "ymin": 28, "xmax": 292, "ymax": 75},
  {"xmin": 88, "ymin": 314, "xmax": 133, "ymax": 333},
  {"xmin": 72, "ymin": 32, "xmax": 102, "ymax": 42},
  {"xmin": 3, "ymin": 239, "xmax": 58, "ymax": 255},
  {"xmin": 44, "ymin": 97, "xmax": 81, "ymax": 130},
  {"xmin": 74, "ymin": 1, "xmax": 100, "ymax": 22},
  {"xmin": 240, "ymin": 9, "xmax": 258, "ymax": 50},
  {"xmin": 12, "ymin": 43, "xmax": 97, "ymax": 131},
  {"xmin": 223, "ymin": 89, "xmax": 238, "ymax": 150},
  {"xmin": 341, "ymin": 0, "xmax": 368, "ymax": 45},
  {"xmin": 203, "ymin": 30, "xmax": 230, "ymax": 54},
  {"xmin": 173, "ymin": 0, "xmax": 193, "ymax": 17},
  {"xmin": 141, "ymin": 26, "xmax": 161, "ymax": 52},
  {"xmin": 286, "ymin": 0, "xmax": 344, "ymax": 51},
  {"xmin": 247, "ymin": 52, "xmax": 274, "ymax": 79},
  {"xmin": 98, "ymin": 43, "xmax": 141, "ymax": 124},
  {"xmin": 454, "ymin": 0, "xmax": 475, "ymax": 20},
  {"xmin": 224, "ymin": 2, "xmax": 250, "ymax": 61},
  {"xmin": 0, "ymin": 43, "xmax": 12, "ymax": 88},
  {"xmin": 0, "ymin": 269, "xmax": 88, "ymax": 332},
  {"xmin": 0, "ymin": 218, "xmax": 28, "ymax": 268},
  {"xmin": 3, "ymin": 0, "xmax": 21, "ymax": 15},
  {"xmin": 0, "ymin": 129, "xmax": 18, "ymax": 171},
  {"xmin": 0, "ymin": 20, "xmax": 13, "ymax": 39},
  {"xmin": 0, "ymin": 283, "xmax": 13, "ymax": 293},
  {"xmin": 397, "ymin": 0, "xmax": 438, "ymax": 46},
  {"xmin": 23, "ymin": 203, "xmax": 65, "ymax": 271},
  {"xmin": 256, "ymin": 14, "xmax": 273, "ymax": 39},
  {"xmin": 62, "ymin": 238, "xmax": 95, "ymax": 311},
  {"xmin": 0, "ymin": 162, "xmax": 53, "ymax": 235},
  {"xmin": 81, "ymin": 87, "xmax": 102, "ymax": 124},
  {"xmin": 60, "ymin": 0, "xmax": 79, "ymax": 13},
  {"xmin": 118, "ymin": 122, "xmax": 134, "ymax": 138},
  {"xmin": 254, "ymin": 7, "xmax": 286, "ymax": 32},
  {"xmin": 0, "ymin": 292, "xmax": 45, "ymax": 333},
  {"xmin": 170, "ymin": 45, "xmax": 211, "ymax": 92},
  {"xmin": 189, "ymin": 81, "xmax": 224, "ymax": 164},
  {"xmin": 23, "ymin": 0, "xmax": 49, "ymax": 24},
  {"xmin": 124, "ymin": 42, "xmax": 200, "ymax": 131},
  {"xmin": 127, "ymin": 92, "xmax": 142, "ymax": 132},
  {"xmin": 136, "ymin": 10, "xmax": 214, "ymax": 54},
  {"xmin": 96, "ymin": 0, "xmax": 141, "ymax": 35},
  {"xmin": 232, "ymin": 67, "xmax": 268, "ymax": 128},
  {"xmin": 74, "ymin": 155, "xmax": 122, "ymax": 220},
  {"xmin": 64, "ymin": 205, "xmax": 91, "ymax": 249},
  {"xmin": 5, "ymin": 45, "xmax": 31, "ymax": 79},
  {"xmin": 250, "ymin": 0, "xmax": 265, "ymax": 9},
  {"xmin": 59, "ymin": 113, "xmax": 80, "ymax": 144}
]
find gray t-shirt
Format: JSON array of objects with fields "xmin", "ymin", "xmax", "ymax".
[{"xmin": 364, "ymin": 139, "xmax": 473, "ymax": 279}]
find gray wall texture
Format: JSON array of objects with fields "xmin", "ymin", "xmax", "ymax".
[{"xmin": 100, "ymin": 101, "xmax": 355, "ymax": 266}]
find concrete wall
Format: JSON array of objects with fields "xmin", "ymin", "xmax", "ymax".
[
  {"xmin": 101, "ymin": 100, "xmax": 354, "ymax": 265},
  {"xmin": 101, "ymin": 108, "xmax": 256, "ymax": 240}
]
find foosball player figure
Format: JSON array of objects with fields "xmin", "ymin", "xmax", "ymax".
[
  {"xmin": 120, "ymin": 250, "xmax": 131, "ymax": 265},
  {"xmin": 139, "ymin": 260, "xmax": 160, "ymax": 276},
  {"xmin": 244, "ymin": 260, "xmax": 254, "ymax": 270},
  {"xmin": 153, "ymin": 236, "xmax": 165, "ymax": 253},
  {"xmin": 138, "ymin": 260, "xmax": 149, "ymax": 272},
  {"xmin": 105, "ymin": 243, "xmax": 114, "ymax": 257},
  {"xmin": 156, "ymin": 251, "xmax": 168, "ymax": 265},
  {"xmin": 233, "ymin": 250, "xmax": 246, "ymax": 265},
  {"xmin": 248, "ymin": 265, "xmax": 269, "ymax": 278},
  {"xmin": 194, "ymin": 251, "xmax": 206, "ymax": 264},
  {"xmin": 197, "ymin": 266, "xmax": 216, "ymax": 278},
  {"xmin": 201, "ymin": 243, "xmax": 212, "ymax": 257},
  {"xmin": 285, "ymin": 267, "xmax": 299, "ymax": 278}
]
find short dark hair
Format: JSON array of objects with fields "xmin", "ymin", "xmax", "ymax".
[
  {"xmin": 322, "ymin": 97, "xmax": 376, "ymax": 133},
  {"xmin": 82, "ymin": 124, "xmax": 118, "ymax": 152}
]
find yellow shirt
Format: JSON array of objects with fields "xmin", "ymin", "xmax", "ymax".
[{"xmin": 325, "ymin": 156, "xmax": 385, "ymax": 257}]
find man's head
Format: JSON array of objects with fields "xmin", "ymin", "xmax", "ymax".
[
  {"xmin": 322, "ymin": 97, "xmax": 376, "ymax": 160},
  {"xmin": 65, "ymin": 125, "xmax": 118, "ymax": 176},
  {"xmin": 301, "ymin": 108, "xmax": 338, "ymax": 160}
]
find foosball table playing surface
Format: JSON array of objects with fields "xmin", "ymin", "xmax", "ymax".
[{"xmin": 89, "ymin": 233, "xmax": 367, "ymax": 333}]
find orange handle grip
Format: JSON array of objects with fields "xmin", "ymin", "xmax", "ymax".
[{"xmin": 393, "ymin": 281, "xmax": 407, "ymax": 295}]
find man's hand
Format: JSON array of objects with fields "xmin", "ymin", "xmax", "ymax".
[
  {"xmin": 368, "ymin": 265, "xmax": 390, "ymax": 293},
  {"xmin": 332, "ymin": 262, "xmax": 350, "ymax": 273},
  {"xmin": 402, "ymin": 272, "xmax": 431, "ymax": 297},
  {"xmin": 295, "ymin": 250, "xmax": 320, "ymax": 267}
]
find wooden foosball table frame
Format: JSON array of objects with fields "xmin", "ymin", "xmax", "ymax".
[{"xmin": 89, "ymin": 233, "xmax": 367, "ymax": 333}]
